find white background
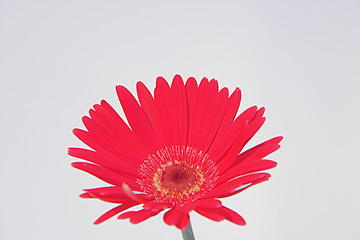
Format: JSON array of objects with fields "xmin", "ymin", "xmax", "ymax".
[{"xmin": 1, "ymin": 1, "xmax": 359, "ymax": 239}]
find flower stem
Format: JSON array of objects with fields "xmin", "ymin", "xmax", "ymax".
[{"xmin": 181, "ymin": 220, "xmax": 195, "ymax": 240}]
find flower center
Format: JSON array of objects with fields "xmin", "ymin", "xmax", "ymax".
[
  {"xmin": 161, "ymin": 164, "xmax": 198, "ymax": 191},
  {"xmin": 137, "ymin": 146, "xmax": 218, "ymax": 206}
]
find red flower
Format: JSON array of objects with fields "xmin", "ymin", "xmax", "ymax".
[{"xmin": 69, "ymin": 75, "xmax": 282, "ymax": 230}]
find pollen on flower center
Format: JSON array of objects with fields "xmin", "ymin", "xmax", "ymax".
[{"xmin": 137, "ymin": 146, "xmax": 218, "ymax": 206}]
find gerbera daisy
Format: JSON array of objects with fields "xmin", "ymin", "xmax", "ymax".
[{"xmin": 69, "ymin": 75, "xmax": 282, "ymax": 236}]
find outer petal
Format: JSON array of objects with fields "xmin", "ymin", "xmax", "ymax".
[
  {"xmin": 216, "ymin": 175, "xmax": 271, "ymax": 199},
  {"xmin": 81, "ymin": 115, "xmax": 145, "ymax": 167},
  {"xmin": 122, "ymin": 183, "xmax": 145, "ymax": 203},
  {"xmin": 84, "ymin": 186, "xmax": 146, "ymax": 203},
  {"xmin": 176, "ymin": 212, "xmax": 190, "ymax": 230},
  {"xmin": 193, "ymin": 199, "xmax": 222, "ymax": 208},
  {"xmin": 92, "ymin": 103, "xmax": 148, "ymax": 161},
  {"xmin": 71, "ymin": 162, "xmax": 140, "ymax": 190},
  {"xmin": 221, "ymin": 206, "xmax": 246, "ymax": 225},
  {"xmin": 218, "ymin": 160, "xmax": 277, "ymax": 184},
  {"xmin": 207, "ymin": 88, "xmax": 241, "ymax": 158},
  {"xmin": 143, "ymin": 201, "xmax": 169, "ymax": 211},
  {"xmin": 184, "ymin": 77, "xmax": 198, "ymax": 110},
  {"xmin": 68, "ymin": 147, "xmax": 137, "ymax": 176},
  {"xmin": 163, "ymin": 207, "xmax": 182, "ymax": 226},
  {"xmin": 118, "ymin": 208, "xmax": 164, "ymax": 224},
  {"xmin": 116, "ymin": 85, "xmax": 161, "ymax": 153},
  {"xmin": 230, "ymin": 136, "xmax": 283, "ymax": 168},
  {"xmin": 130, "ymin": 210, "xmax": 161, "ymax": 224},
  {"xmin": 194, "ymin": 206, "xmax": 246, "ymax": 225},
  {"xmin": 169, "ymin": 75, "xmax": 188, "ymax": 146},
  {"xmin": 215, "ymin": 108, "xmax": 266, "ymax": 173},
  {"xmin": 187, "ymin": 78, "xmax": 219, "ymax": 150},
  {"xmin": 137, "ymin": 81, "xmax": 167, "ymax": 146},
  {"xmin": 203, "ymin": 173, "xmax": 271, "ymax": 199},
  {"xmin": 99, "ymin": 99, "xmax": 148, "ymax": 155},
  {"xmin": 94, "ymin": 203, "xmax": 139, "ymax": 224},
  {"xmin": 72, "ymin": 128, "xmax": 103, "ymax": 152},
  {"xmin": 154, "ymin": 77, "xmax": 173, "ymax": 146},
  {"xmin": 163, "ymin": 207, "xmax": 190, "ymax": 230},
  {"xmin": 195, "ymin": 207, "xmax": 225, "ymax": 222},
  {"xmin": 152, "ymin": 75, "xmax": 188, "ymax": 146},
  {"xmin": 184, "ymin": 77, "xmax": 198, "ymax": 146},
  {"xmin": 200, "ymin": 87, "xmax": 229, "ymax": 153},
  {"xmin": 209, "ymin": 106, "xmax": 257, "ymax": 165},
  {"xmin": 217, "ymin": 137, "xmax": 281, "ymax": 183}
]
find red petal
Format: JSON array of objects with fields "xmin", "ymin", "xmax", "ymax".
[
  {"xmin": 208, "ymin": 88, "xmax": 241, "ymax": 157},
  {"xmin": 154, "ymin": 77, "xmax": 172, "ymax": 142},
  {"xmin": 163, "ymin": 207, "xmax": 182, "ymax": 226},
  {"xmin": 230, "ymin": 136, "xmax": 283, "ymax": 168},
  {"xmin": 68, "ymin": 147, "xmax": 137, "ymax": 176},
  {"xmin": 116, "ymin": 85, "xmax": 160, "ymax": 152},
  {"xmin": 122, "ymin": 183, "xmax": 145, "ymax": 203},
  {"xmin": 255, "ymin": 107, "xmax": 265, "ymax": 119},
  {"xmin": 72, "ymin": 128, "xmax": 102, "ymax": 151},
  {"xmin": 85, "ymin": 187, "xmax": 128, "ymax": 203},
  {"xmin": 92, "ymin": 104, "xmax": 148, "ymax": 161},
  {"xmin": 195, "ymin": 205, "xmax": 246, "ymax": 225},
  {"xmin": 94, "ymin": 203, "xmax": 138, "ymax": 224},
  {"xmin": 200, "ymin": 87, "xmax": 229, "ymax": 153},
  {"xmin": 117, "ymin": 211, "xmax": 135, "ymax": 219},
  {"xmin": 210, "ymin": 106, "xmax": 257, "ymax": 168},
  {"xmin": 84, "ymin": 186, "xmax": 146, "ymax": 203},
  {"xmin": 81, "ymin": 116, "xmax": 144, "ymax": 167},
  {"xmin": 71, "ymin": 162, "xmax": 140, "ymax": 190},
  {"xmin": 193, "ymin": 199, "xmax": 222, "ymax": 208},
  {"xmin": 131, "ymin": 209, "xmax": 163, "ymax": 224},
  {"xmin": 79, "ymin": 192, "xmax": 93, "ymax": 198},
  {"xmin": 241, "ymin": 116, "xmax": 266, "ymax": 148},
  {"xmin": 137, "ymin": 81, "xmax": 167, "ymax": 146},
  {"xmin": 176, "ymin": 212, "xmax": 190, "ymax": 230},
  {"xmin": 143, "ymin": 201, "xmax": 169, "ymax": 211},
  {"xmin": 180, "ymin": 203, "xmax": 195, "ymax": 214},
  {"xmin": 169, "ymin": 75, "xmax": 188, "ymax": 146},
  {"xmin": 203, "ymin": 173, "xmax": 271, "ymax": 199},
  {"xmin": 221, "ymin": 206, "xmax": 246, "ymax": 225},
  {"xmin": 216, "ymin": 113, "xmax": 265, "ymax": 173},
  {"xmin": 223, "ymin": 88, "xmax": 241, "ymax": 124},
  {"xmin": 129, "ymin": 210, "xmax": 154, "ymax": 224},
  {"xmin": 185, "ymin": 77, "xmax": 198, "ymax": 148},
  {"xmin": 218, "ymin": 160, "xmax": 277, "ymax": 183},
  {"xmin": 187, "ymin": 78, "xmax": 219, "ymax": 150},
  {"xmin": 195, "ymin": 207, "xmax": 225, "ymax": 222},
  {"xmin": 153, "ymin": 76, "xmax": 188, "ymax": 147},
  {"xmin": 216, "ymin": 174, "xmax": 271, "ymax": 198},
  {"xmin": 184, "ymin": 77, "xmax": 198, "ymax": 108},
  {"xmin": 244, "ymin": 144, "xmax": 281, "ymax": 163},
  {"xmin": 118, "ymin": 209, "xmax": 163, "ymax": 224},
  {"xmin": 99, "ymin": 100, "xmax": 134, "ymax": 139},
  {"xmin": 99, "ymin": 100, "xmax": 148, "ymax": 154},
  {"xmin": 153, "ymin": 76, "xmax": 174, "ymax": 146},
  {"xmin": 209, "ymin": 78, "xmax": 219, "ymax": 92}
]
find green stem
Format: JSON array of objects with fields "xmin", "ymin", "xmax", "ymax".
[{"xmin": 181, "ymin": 220, "xmax": 195, "ymax": 240}]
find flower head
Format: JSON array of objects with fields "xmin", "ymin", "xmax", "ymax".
[{"xmin": 69, "ymin": 75, "xmax": 282, "ymax": 230}]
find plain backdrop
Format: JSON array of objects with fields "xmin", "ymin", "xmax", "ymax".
[{"xmin": 1, "ymin": 1, "xmax": 359, "ymax": 239}]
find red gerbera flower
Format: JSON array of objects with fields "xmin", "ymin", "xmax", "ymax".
[{"xmin": 69, "ymin": 75, "xmax": 282, "ymax": 231}]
